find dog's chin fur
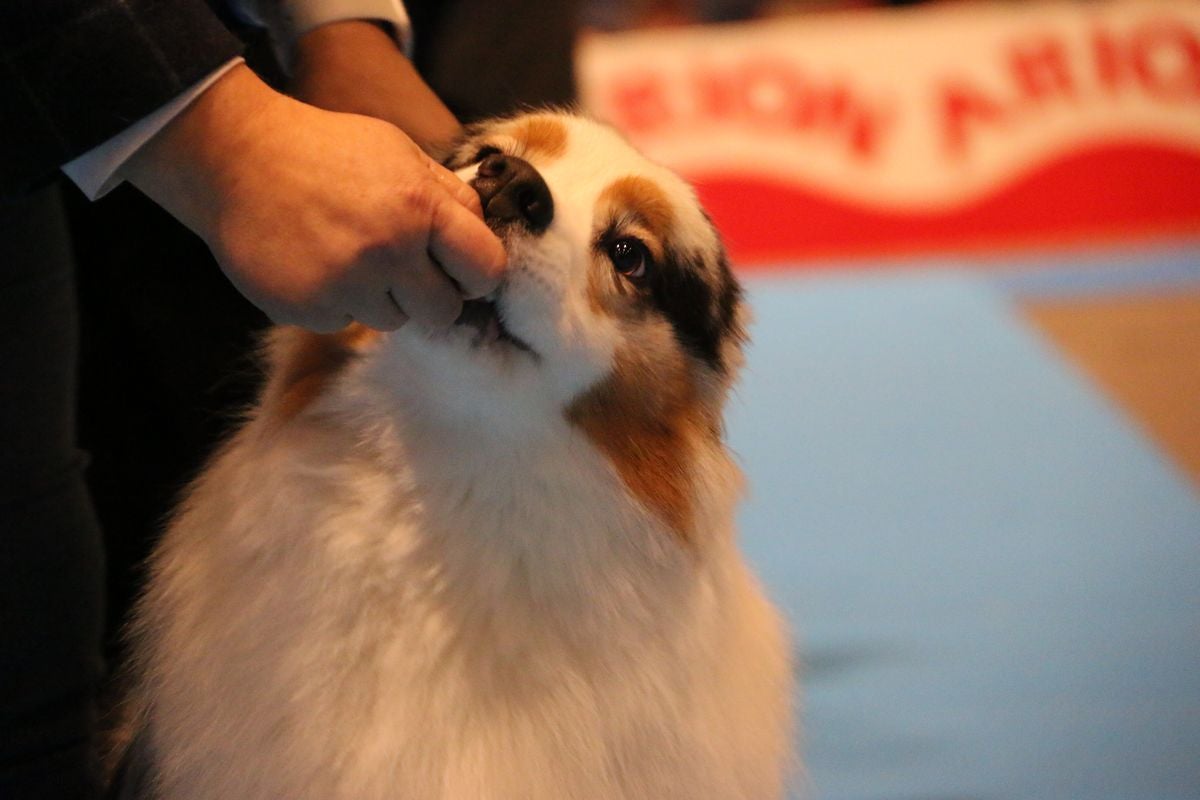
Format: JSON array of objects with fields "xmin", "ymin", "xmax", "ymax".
[{"xmin": 125, "ymin": 112, "xmax": 794, "ymax": 800}]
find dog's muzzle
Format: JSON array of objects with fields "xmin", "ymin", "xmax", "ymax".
[{"xmin": 471, "ymin": 154, "xmax": 554, "ymax": 234}]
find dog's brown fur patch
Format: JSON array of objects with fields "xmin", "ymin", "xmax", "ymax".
[
  {"xmin": 271, "ymin": 324, "xmax": 380, "ymax": 423},
  {"xmin": 598, "ymin": 176, "xmax": 675, "ymax": 242},
  {"xmin": 566, "ymin": 345, "xmax": 711, "ymax": 543},
  {"xmin": 509, "ymin": 115, "xmax": 568, "ymax": 160}
]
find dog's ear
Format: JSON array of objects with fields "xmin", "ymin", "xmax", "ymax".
[{"xmin": 260, "ymin": 324, "xmax": 381, "ymax": 424}]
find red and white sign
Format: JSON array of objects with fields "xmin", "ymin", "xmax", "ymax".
[{"xmin": 577, "ymin": 1, "xmax": 1200, "ymax": 265}]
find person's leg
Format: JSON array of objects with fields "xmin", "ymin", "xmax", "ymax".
[{"xmin": 0, "ymin": 183, "xmax": 105, "ymax": 799}]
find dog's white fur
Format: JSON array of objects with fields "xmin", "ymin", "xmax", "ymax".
[{"xmin": 126, "ymin": 113, "xmax": 792, "ymax": 799}]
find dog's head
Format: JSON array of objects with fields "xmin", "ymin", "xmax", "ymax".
[{"xmin": 404, "ymin": 112, "xmax": 746, "ymax": 424}]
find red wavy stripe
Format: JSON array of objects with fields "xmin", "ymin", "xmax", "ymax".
[{"xmin": 689, "ymin": 141, "xmax": 1200, "ymax": 268}]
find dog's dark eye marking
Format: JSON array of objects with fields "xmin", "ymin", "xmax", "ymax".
[
  {"xmin": 607, "ymin": 237, "xmax": 651, "ymax": 280},
  {"xmin": 648, "ymin": 247, "xmax": 743, "ymax": 373}
]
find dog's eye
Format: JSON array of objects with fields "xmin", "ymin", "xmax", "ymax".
[
  {"xmin": 607, "ymin": 238, "xmax": 650, "ymax": 280},
  {"xmin": 473, "ymin": 145, "xmax": 502, "ymax": 163}
]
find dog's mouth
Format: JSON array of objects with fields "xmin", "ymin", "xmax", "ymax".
[{"xmin": 454, "ymin": 297, "xmax": 534, "ymax": 355}]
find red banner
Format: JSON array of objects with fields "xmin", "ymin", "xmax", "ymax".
[{"xmin": 577, "ymin": 1, "xmax": 1200, "ymax": 265}]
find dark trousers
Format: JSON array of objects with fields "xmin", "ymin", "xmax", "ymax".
[{"xmin": 0, "ymin": 184, "xmax": 105, "ymax": 799}]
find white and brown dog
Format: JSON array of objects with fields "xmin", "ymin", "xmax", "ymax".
[{"xmin": 121, "ymin": 111, "xmax": 793, "ymax": 799}]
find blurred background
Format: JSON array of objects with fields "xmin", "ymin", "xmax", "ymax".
[{"xmin": 76, "ymin": 0, "xmax": 1199, "ymax": 797}]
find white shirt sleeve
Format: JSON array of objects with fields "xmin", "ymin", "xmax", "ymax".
[{"xmin": 61, "ymin": 58, "xmax": 245, "ymax": 201}]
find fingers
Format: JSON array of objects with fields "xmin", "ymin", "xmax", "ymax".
[
  {"xmin": 350, "ymin": 288, "xmax": 409, "ymax": 331},
  {"xmin": 280, "ymin": 244, "xmax": 466, "ymax": 334},
  {"xmin": 426, "ymin": 193, "xmax": 507, "ymax": 300},
  {"xmin": 387, "ymin": 249, "xmax": 464, "ymax": 329},
  {"xmin": 248, "ymin": 285, "xmax": 346, "ymax": 332}
]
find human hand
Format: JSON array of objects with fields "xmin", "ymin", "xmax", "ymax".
[{"xmin": 122, "ymin": 64, "xmax": 505, "ymax": 333}]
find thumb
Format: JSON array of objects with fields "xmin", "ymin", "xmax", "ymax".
[{"xmin": 426, "ymin": 189, "xmax": 507, "ymax": 299}]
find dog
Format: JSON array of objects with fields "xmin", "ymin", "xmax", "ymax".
[{"xmin": 119, "ymin": 111, "xmax": 793, "ymax": 799}]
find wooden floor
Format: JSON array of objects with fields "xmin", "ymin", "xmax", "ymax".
[{"xmin": 1023, "ymin": 291, "xmax": 1200, "ymax": 488}]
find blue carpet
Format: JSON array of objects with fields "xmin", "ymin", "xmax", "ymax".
[{"xmin": 728, "ymin": 264, "xmax": 1200, "ymax": 799}]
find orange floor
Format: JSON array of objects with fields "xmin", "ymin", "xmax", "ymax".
[{"xmin": 1024, "ymin": 291, "xmax": 1200, "ymax": 488}]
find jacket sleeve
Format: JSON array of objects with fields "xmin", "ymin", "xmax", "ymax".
[{"xmin": 0, "ymin": 0, "xmax": 244, "ymax": 197}]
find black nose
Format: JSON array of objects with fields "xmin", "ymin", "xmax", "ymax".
[{"xmin": 471, "ymin": 154, "xmax": 554, "ymax": 233}]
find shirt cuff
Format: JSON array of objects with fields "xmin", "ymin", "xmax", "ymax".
[{"xmin": 62, "ymin": 58, "xmax": 245, "ymax": 201}]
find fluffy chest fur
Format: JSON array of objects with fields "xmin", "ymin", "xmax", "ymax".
[
  {"xmin": 126, "ymin": 112, "xmax": 793, "ymax": 800},
  {"xmin": 136, "ymin": 387, "xmax": 789, "ymax": 800}
]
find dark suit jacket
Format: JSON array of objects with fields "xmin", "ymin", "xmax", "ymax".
[{"xmin": 0, "ymin": 0, "xmax": 244, "ymax": 196}]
